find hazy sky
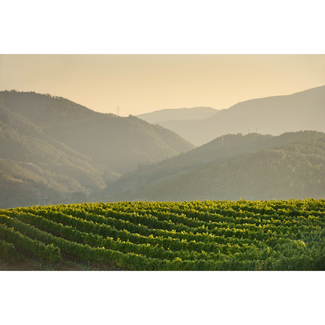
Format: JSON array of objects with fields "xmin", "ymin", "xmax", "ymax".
[{"xmin": 1, "ymin": 54, "xmax": 325, "ymax": 116}]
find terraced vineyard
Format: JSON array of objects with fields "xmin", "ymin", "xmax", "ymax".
[{"xmin": 1, "ymin": 199, "xmax": 325, "ymax": 270}]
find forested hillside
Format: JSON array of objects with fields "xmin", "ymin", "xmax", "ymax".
[
  {"xmin": 101, "ymin": 131, "xmax": 325, "ymax": 202},
  {"xmin": 2, "ymin": 88, "xmax": 325, "ymax": 207},
  {"xmin": 0, "ymin": 91, "xmax": 194, "ymax": 208}
]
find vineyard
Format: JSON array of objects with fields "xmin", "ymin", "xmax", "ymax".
[{"xmin": 1, "ymin": 199, "xmax": 325, "ymax": 270}]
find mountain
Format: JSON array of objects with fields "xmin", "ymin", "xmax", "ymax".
[
  {"xmin": 100, "ymin": 130, "xmax": 325, "ymax": 202},
  {"xmin": 137, "ymin": 107, "xmax": 219, "ymax": 146},
  {"xmin": 0, "ymin": 91, "xmax": 194, "ymax": 208},
  {"xmin": 152, "ymin": 85, "xmax": 325, "ymax": 146},
  {"xmin": 0, "ymin": 95, "xmax": 106, "ymax": 206},
  {"xmin": 137, "ymin": 106, "xmax": 219, "ymax": 123}
]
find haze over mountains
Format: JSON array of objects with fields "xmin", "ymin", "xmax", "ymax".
[
  {"xmin": 139, "ymin": 86, "xmax": 325, "ymax": 146},
  {"xmin": 1, "ymin": 85, "xmax": 325, "ymax": 208},
  {"xmin": 0, "ymin": 91, "xmax": 194, "ymax": 208},
  {"xmin": 102, "ymin": 131, "xmax": 325, "ymax": 202},
  {"xmin": 137, "ymin": 107, "xmax": 219, "ymax": 145},
  {"xmin": 137, "ymin": 106, "xmax": 219, "ymax": 123}
]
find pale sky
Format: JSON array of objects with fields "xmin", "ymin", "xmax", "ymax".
[
  {"xmin": 2, "ymin": 2, "xmax": 325, "ymax": 118},
  {"xmin": 1, "ymin": 54, "xmax": 324, "ymax": 116}
]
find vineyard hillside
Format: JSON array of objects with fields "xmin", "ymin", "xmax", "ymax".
[{"xmin": 1, "ymin": 200, "xmax": 324, "ymax": 271}]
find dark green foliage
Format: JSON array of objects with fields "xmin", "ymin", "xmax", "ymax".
[
  {"xmin": 0, "ymin": 238, "xmax": 19, "ymax": 263},
  {"xmin": 0, "ymin": 220, "xmax": 61, "ymax": 264},
  {"xmin": 1, "ymin": 199, "xmax": 324, "ymax": 270}
]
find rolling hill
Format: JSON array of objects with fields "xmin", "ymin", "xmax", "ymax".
[
  {"xmin": 0, "ymin": 91, "xmax": 194, "ymax": 208},
  {"xmin": 101, "ymin": 130, "xmax": 325, "ymax": 202}
]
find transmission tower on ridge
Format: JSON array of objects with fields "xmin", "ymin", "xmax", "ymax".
[{"xmin": 117, "ymin": 106, "xmax": 120, "ymax": 116}]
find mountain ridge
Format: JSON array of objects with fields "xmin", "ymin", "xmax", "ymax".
[
  {"xmin": 101, "ymin": 130, "xmax": 325, "ymax": 202},
  {"xmin": 137, "ymin": 106, "xmax": 219, "ymax": 124},
  {"xmin": 0, "ymin": 90, "xmax": 195, "ymax": 208},
  {"xmin": 142, "ymin": 85, "xmax": 325, "ymax": 146}
]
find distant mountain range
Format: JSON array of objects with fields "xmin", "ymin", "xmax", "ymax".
[
  {"xmin": 139, "ymin": 86, "xmax": 325, "ymax": 146},
  {"xmin": 137, "ymin": 106, "xmax": 219, "ymax": 123},
  {"xmin": 0, "ymin": 91, "xmax": 194, "ymax": 208},
  {"xmin": 101, "ymin": 130, "xmax": 325, "ymax": 202},
  {"xmin": 137, "ymin": 107, "xmax": 220, "ymax": 144}
]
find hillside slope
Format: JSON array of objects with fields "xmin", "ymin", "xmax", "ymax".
[
  {"xmin": 101, "ymin": 131, "xmax": 325, "ymax": 202},
  {"xmin": 0, "ymin": 95, "xmax": 109, "ymax": 207},
  {"xmin": 1, "ymin": 200, "xmax": 325, "ymax": 271},
  {"xmin": 0, "ymin": 91, "xmax": 194, "ymax": 208},
  {"xmin": 1, "ymin": 91, "xmax": 195, "ymax": 173}
]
